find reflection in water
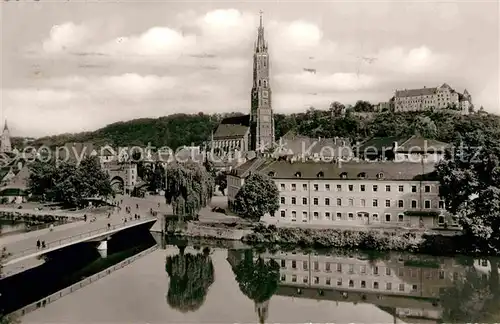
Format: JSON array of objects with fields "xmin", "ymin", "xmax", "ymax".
[
  {"xmin": 165, "ymin": 245, "xmax": 215, "ymax": 313},
  {"xmin": 227, "ymin": 248, "xmax": 500, "ymax": 324},
  {"xmin": 228, "ymin": 249, "xmax": 280, "ymax": 324},
  {"xmin": 441, "ymin": 258, "xmax": 500, "ymax": 323}
]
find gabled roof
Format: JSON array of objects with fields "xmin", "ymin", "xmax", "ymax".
[
  {"xmin": 231, "ymin": 157, "xmax": 270, "ymax": 178},
  {"xmin": 358, "ymin": 136, "xmax": 411, "ymax": 155},
  {"xmin": 254, "ymin": 159, "xmax": 437, "ymax": 181},
  {"xmin": 213, "ymin": 115, "xmax": 250, "ymax": 140},
  {"xmin": 213, "ymin": 124, "xmax": 249, "ymax": 140},
  {"xmin": 397, "ymin": 135, "xmax": 450, "ymax": 153},
  {"xmin": 277, "ymin": 133, "xmax": 352, "ymax": 158},
  {"xmin": 395, "ymin": 88, "xmax": 437, "ymax": 98}
]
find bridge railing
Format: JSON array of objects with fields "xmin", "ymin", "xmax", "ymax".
[{"xmin": 3, "ymin": 217, "xmax": 156, "ymax": 263}]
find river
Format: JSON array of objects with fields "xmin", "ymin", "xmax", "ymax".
[{"xmin": 9, "ymin": 233, "xmax": 498, "ymax": 324}]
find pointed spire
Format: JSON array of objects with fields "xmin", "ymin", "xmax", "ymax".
[
  {"xmin": 255, "ymin": 10, "xmax": 266, "ymax": 53},
  {"xmin": 4, "ymin": 120, "xmax": 8, "ymax": 132}
]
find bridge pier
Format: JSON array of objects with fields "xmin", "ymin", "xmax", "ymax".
[{"xmin": 97, "ymin": 240, "xmax": 108, "ymax": 251}]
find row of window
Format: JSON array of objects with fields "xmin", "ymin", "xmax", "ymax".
[
  {"xmin": 280, "ymin": 183, "xmax": 433, "ymax": 193},
  {"xmin": 275, "ymin": 210, "xmax": 405, "ymax": 222},
  {"xmin": 284, "ymin": 274, "xmax": 418, "ymax": 292},
  {"xmin": 280, "ymin": 197, "xmax": 444, "ymax": 209},
  {"xmin": 281, "ymin": 260, "xmax": 447, "ymax": 280}
]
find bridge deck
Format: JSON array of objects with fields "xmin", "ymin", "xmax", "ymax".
[
  {"xmin": 3, "ymin": 218, "xmax": 156, "ymax": 266},
  {"xmin": 0, "ymin": 194, "xmax": 171, "ymax": 278}
]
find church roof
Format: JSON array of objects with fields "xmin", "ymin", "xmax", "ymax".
[{"xmin": 213, "ymin": 115, "xmax": 250, "ymax": 140}]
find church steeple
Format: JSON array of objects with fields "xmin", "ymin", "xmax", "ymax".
[
  {"xmin": 0, "ymin": 119, "xmax": 12, "ymax": 153},
  {"xmin": 255, "ymin": 11, "xmax": 267, "ymax": 53},
  {"xmin": 250, "ymin": 11, "xmax": 275, "ymax": 152}
]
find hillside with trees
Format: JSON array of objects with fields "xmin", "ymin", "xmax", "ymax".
[{"xmin": 23, "ymin": 104, "xmax": 500, "ymax": 150}]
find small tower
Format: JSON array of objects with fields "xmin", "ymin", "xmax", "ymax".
[
  {"xmin": 250, "ymin": 10, "xmax": 275, "ymax": 152},
  {"xmin": 255, "ymin": 299, "xmax": 270, "ymax": 324},
  {"xmin": 0, "ymin": 120, "xmax": 12, "ymax": 153}
]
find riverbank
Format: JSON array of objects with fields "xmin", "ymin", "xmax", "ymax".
[
  {"xmin": 167, "ymin": 220, "xmax": 473, "ymax": 256},
  {"xmin": 242, "ymin": 223, "xmax": 470, "ymax": 256}
]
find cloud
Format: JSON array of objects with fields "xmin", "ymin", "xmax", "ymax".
[
  {"xmin": 375, "ymin": 46, "xmax": 450, "ymax": 74},
  {"xmin": 275, "ymin": 71, "xmax": 376, "ymax": 93},
  {"xmin": 42, "ymin": 22, "xmax": 90, "ymax": 53},
  {"xmin": 8, "ymin": 5, "xmax": 496, "ymax": 137},
  {"xmin": 47, "ymin": 73, "xmax": 177, "ymax": 100},
  {"xmin": 98, "ymin": 27, "xmax": 197, "ymax": 58}
]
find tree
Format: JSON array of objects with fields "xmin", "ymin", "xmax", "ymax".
[
  {"xmin": 165, "ymin": 162, "xmax": 214, "ymax": 218},
  {"xmin": 353, "ymin": 100, "xmax": 373, "ymax": 112},
  {"xmin": 232, "ymin": 249, "xmax": 280, "ymax": 303},
  {"xmin": 329, "ymin": 101, "xmax": 345, "ymax": 118},
  {"xmin": 413, "ymin": 116, "xmax": 437, "ymax": 138},
  {"xmin": 215, "ymin": 172, "xmax": 227, "ymax": 195},
  {"xmin": 27, "ymin": 156, "xmax": 113, "ymax": 207},
  {"xmin": 232, "ymin": 173, "xmax": 279, "ymax": 220},
  {"xmin": 150, "ymin": 163, "xmax": 166, "ymax": 192},
  {"xmin": 435, "ymin": 130, "xmax": 500, "ymax": 253},
  {"xmin": 440, "ymin": 258, "xmax": 500, "ymax": 323},
  {"xmin": 165, "ymin": 246, "xmax": 214, "ymax": 312}
]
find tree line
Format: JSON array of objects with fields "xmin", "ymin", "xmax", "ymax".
[{"xmin": 25, "ymin": 106, "xmax": 500, "ymax": 151}]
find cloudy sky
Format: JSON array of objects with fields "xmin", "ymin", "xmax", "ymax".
[{"xmin": 1, "ymin": 0, "xmax": 499, "ymax": 137}]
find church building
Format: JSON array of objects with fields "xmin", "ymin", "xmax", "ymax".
[
  {"xmin": 211, "ymin": 12, "xmax": 275, "ymax": 155},
  {"xmin": 0, "ymin": 120, "xmax": 12, "ymax": 153}
]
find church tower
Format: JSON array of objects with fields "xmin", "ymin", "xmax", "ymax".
[
  {"xmin": 0, "ymin": 120, "xmax": 12, "ymax": 153},
  {"xmin": 250, "ymin": 11, "xmax": 275, "ymax": 152}
]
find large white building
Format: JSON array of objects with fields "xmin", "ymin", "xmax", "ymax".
[
  {"xmin": 228, "ymin": 158, "xmax": 457, "ymax": 229},
  {"xmin": 393, "ymin": 83, "xmax": 472, "ymax": 114}
]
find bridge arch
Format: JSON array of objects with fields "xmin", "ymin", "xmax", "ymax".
[{"xmin": 110, "ymin": 176, "xmax": 125, "ymax": 194}]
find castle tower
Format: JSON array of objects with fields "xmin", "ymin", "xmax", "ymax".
[
  {"xmin": 0, "ymin": 120, "xmax": 12, "ymax": 153},
  {"xmin": 255, "ymin": 299, "xmax": 270, "ymax": 324},
  {"xmin": 250, "ymin": 11, "xmax": 275, "ymax": 152}
]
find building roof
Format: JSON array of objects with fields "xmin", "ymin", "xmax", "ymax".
[
  {"xmin": 213, "ymin": 115, "xmax": 250, "ymax": 140},
  {"xmin": 395, "ymin": 87, "xmax": 437, "ymax": 98},
  {"xmin": 233, "ymin": 158, "xmax": 437, "ymax": 181},
  {"xmin": 358, "ymin": 136, "xmax": 411, "ymax": 156},
  {"xmin": 397, "ymin": 136, "xmax": 450, "ymax": 153},
  {"xmin": 278, "ymin": 132, "xmax": 353, "ymax": 158}
]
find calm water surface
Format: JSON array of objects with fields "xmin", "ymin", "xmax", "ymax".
[{"xmin": 21, "ymin": 235, "xmax": 500, "ymax": 324}]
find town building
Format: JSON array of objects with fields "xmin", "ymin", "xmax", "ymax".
[
  {"xmin": 391, "ymin": 83, "xmax": 472, "ymax": 114},
  {"xmin": 56, "ymin": 142, "xmax": 138, "ymax": 195},
  {"xmin": 0, "ymin": 120, "xmax": 12, "ymax": 153},
  {"xmin": 227, "ymin": 249, "xmax": 470, "ymax": 324},
  {"xmin": 211, "ymin": 12, "xmax": 275, "ymax": 154},
  {"xmin": 228, "ymin": 158, "xmax": 456, "ymax": 229},
  {"xmin": 357, "ymin": 135, "xmax": 449, "ymax": 162},
  {"xmin": 274, "ymin": 132, "xmax": 353, "ymax": 161}
]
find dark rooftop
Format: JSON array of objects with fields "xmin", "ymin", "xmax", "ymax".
[{"xmin": 233, "ymin": 158, "xmax": 437, "ymax": 181}]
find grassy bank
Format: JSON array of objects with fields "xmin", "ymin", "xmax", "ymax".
[{"xmin": 242, "ymin": 223, "xmax": 469, "ymax": 256}]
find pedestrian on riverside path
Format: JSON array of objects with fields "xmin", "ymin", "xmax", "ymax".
[
  {"xmin": 36, "ymin": 240, "xmax": 40, "ymax": 249},
  {"xmin": 136, "ymin": 204, "xmax": 139, "ymax": 209},
  {"xmin": 107, "ymin": 223, "xmax": 111, "ymax": 229},
  {"xmin": 41, "ymin": 241, "xmax": 46, "ymax": 249},
  {"xmin": 83, "ymin": 214, "xmax": 87, "ymax": 222}
]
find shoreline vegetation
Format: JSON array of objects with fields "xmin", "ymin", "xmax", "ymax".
[{"xmin": 169, "ymin": 220, "xmax": 479, "ymax": 257}]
